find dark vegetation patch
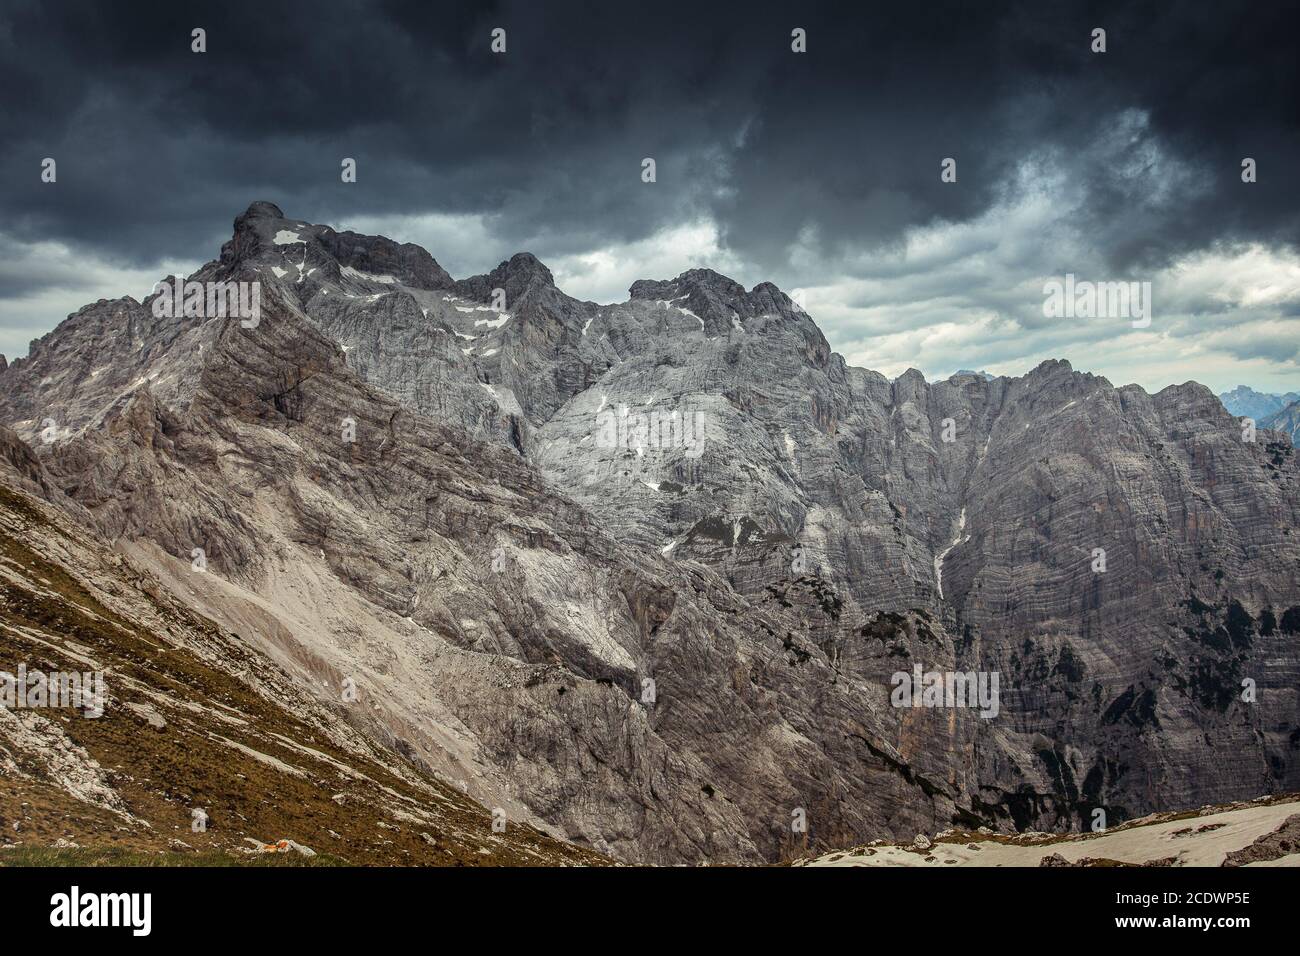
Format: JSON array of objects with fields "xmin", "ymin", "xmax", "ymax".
[
  {"xmin": 1168, "ymin": 596, "xmax": 1275, "ymax": 713},
  {"xmin": 762, "ymin": 576, "xmax": 844, "ymax": 620},
  {"xmin": 1225, "ymin": 601, "xmax": 1255, "ymax": 651},
  {"xmin": 1281, "ymin": 607, "xmax": 1300, "ymax": 635},
  {"xmin": 857, "ymin": 610, "xmax": 939, "ymax": 659},
  {"xmin": 1266, "ymin": 441, "xmax": 1291, "ymax": 468},
  {"xmin": 1101, "ymin": 685, "xmax": 1160, "ymax": 730},
  {"xmin": 683, "ymin": 514, "xmax": 766, "ymax": 548},
  {"xmin": 782, "ymin": 632, "xmax": 812, "ymax": 665},
  {"xmin": 1187, "ymin": 660, "xmax": 1240, "ymax": 711},
  {"xmin": 1052, "ymin": 644, "xmax": 1086, "ymax": 683}
]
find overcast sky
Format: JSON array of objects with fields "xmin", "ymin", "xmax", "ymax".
[{"xmin": 2, "ymin": 0, "xmax": 1298, "ymax": 394}]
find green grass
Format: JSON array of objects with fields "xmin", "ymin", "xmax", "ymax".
[{"xmin": 0, "ymin": 847, "xmax": 349, "ymax": 867}]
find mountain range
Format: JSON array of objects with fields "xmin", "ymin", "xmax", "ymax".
[
  {"xmin": 1216, "ymin": 387, "xmax": 1300, "ymax": 447},
  {"xmin": 1263, "ymin": 402, "xmax": 1300, "ymax": 446},
  {"xmin": 1219, "ymin": 385, "xmax": 1300, "ymax": 423},
  {"xmin": 1, "ymin": 202, "xmax": 1297, "ymax": 865}
]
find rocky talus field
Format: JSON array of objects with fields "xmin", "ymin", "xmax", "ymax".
[{"xmin": 1, "ymin": 202, "xmax": 1298, "ymax": 865}]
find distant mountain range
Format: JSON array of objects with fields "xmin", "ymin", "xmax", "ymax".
[
  {"xmin": 1263, "ymin": 402, "xmax": 1300, "ymax": 445},
  {"xmin": 1219, "ymin": 385, "xmax": 1300, "ymax": 421},
  {"xmin": 1, "ymin": 201, "xmax": 1297, "ymax": 864}
]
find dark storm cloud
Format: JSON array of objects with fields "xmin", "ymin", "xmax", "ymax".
[
  {"xmin": 0, "ymin": 0, "xmax": 755, "ymax": 268},
  {"xmin": 1, "ymin": 0, "xmax": 1296, "ymax": 279}
]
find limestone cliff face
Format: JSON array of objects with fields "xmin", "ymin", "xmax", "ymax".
[{"xmin": 1, "ymin": 202, "xmax": 1297, "ymax": 862}]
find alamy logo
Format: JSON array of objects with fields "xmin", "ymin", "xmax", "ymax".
[
  {"xmin": 594, "ymin": 405, "xmax": 706, "ymax": 458},
  {"xmin": 50, "ymin": 886, "xmax": 151, "ymax": 936},
  {"xmin": 151, "ymin": 275, "xmax": 261, "ymax": 328},
  {"xmin": 1043, "ymin": 274, "xmax": 1151, "ymax": 328},
  {"xmin": 890, "ymin": 665, "xmax": 1000, "ymax": 719},
  {"xmin": 1, "ymin": 665, "xmax": 104, "ymax": 718}
]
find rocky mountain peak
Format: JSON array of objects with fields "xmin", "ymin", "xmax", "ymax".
[
  {"xmin": 1226, "ymin": 384, "xmax": 1267, "ymax": 400},
  {"xmin": 220, "ymin": 200, "xmax": 290, "ymax": 262},
  {"xmin": 503, "ymin": 251, "xmax": 554, "ymax": 284},
  {"xmin": 241, "ymin": 200, "xmax": 287, "ymax": 221},
  {"xmin": 1031, "ymin": 357, "xmax": 1073, "ymax": 376},
  {"xmin": 453, "ymin": 252, "xmax": 556, "ymax": 304},
  {"xmin": 1219, "ymin": 384, "xmax": 1300, "ymax": 420},
  {"xmin": 628, "ymin": 267, "xmax": 745, "ymax": 302},
  {"xmin": 4, "ymin": 202, "xmax": 1297, "ymax": 866},
  {"xmin": 215, "ymin": 202, "xmax": 454, "ymax": 293},
  {"xmin": 628, "ymin": 268, "xmax": 813, "ymax": 342}
]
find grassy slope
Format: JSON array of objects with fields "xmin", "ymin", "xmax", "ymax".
[{"xmin": 0, "ymin": 483, "xmax": 608, "ymax": 867}]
